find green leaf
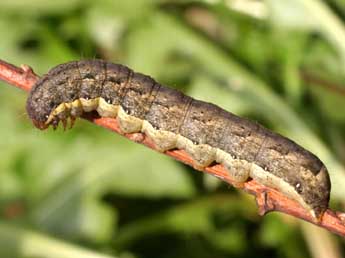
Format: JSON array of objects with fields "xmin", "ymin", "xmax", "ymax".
[
  {"xmin": 0, "ymin": 221, "xmax": 116, "ymax": 258},
  {"xmin": 0, "ymin": 0, "xmax": 83, "ymax": 14}
]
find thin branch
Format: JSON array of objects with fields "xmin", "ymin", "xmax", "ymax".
[
  {"xmin": 1, "ymin": 59, "xmax": 345, "ymax": 237},
  {"xmin": 0, "ymin": 60, "xmax": 39, "ymax": 90}
]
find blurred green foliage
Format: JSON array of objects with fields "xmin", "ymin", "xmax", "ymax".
[{"xmin": 1, "ymin": 0, "xmax": 345, "ymax": 257}]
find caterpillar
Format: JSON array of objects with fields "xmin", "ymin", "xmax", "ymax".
[{"xmin": 26, "ymin": 59, "xmax": 331, "ymax": 219}]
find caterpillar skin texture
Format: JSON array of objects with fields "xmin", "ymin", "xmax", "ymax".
[{"xmin": 26, "ymin": 60, "xmax": 331, "ymax": 219}]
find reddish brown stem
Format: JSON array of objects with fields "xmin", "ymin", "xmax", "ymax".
[
  {"xmin": 0, "ymin": 60, "xmax": 39, "ymax": 90},
  {"xmin": 1, "ymin": 59, "xmax": 345, "ymax": 236}
]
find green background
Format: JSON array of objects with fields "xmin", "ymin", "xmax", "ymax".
[{"xmin": 0, "ymin": 0, "xmax": 345, "ymax": 257}]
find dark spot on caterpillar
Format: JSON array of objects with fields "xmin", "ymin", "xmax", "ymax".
[
  {"xmin": 26, "ymin": 59, "xmax": 331, "ymax": 219},
  {"xmin": 84, "ymin": 73, "xmax": 95, "ymax": 80},
  {"xmin": 295, "ymin": 182, "xmax": 303, "ymax": 194}
]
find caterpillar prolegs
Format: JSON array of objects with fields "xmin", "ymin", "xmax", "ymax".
[{"xmin": 26, "ymin": 60, "xmax": 331, "ymax": 219}]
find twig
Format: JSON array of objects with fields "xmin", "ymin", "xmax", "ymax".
[
  {"xmin": 0, "ymin": 60, "xmax": 39, "ymax": 90},
  {"xmin": 1, "ymin": 59, "xmax": 345, "ymax": 237}
]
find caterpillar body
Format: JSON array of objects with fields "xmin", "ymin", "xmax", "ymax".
[{"xmin": 26, "ymin": 60, "xmax": 331, "ymax": 218}]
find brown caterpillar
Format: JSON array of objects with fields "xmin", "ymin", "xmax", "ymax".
[{"xmin": 26, "ymin": 59, "xmax": 331, "ymax": 219}]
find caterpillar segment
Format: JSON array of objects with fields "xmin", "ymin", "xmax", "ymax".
[{"xmin": 26, "ymin": 59, "xmax": 331, "ymax": 219}]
